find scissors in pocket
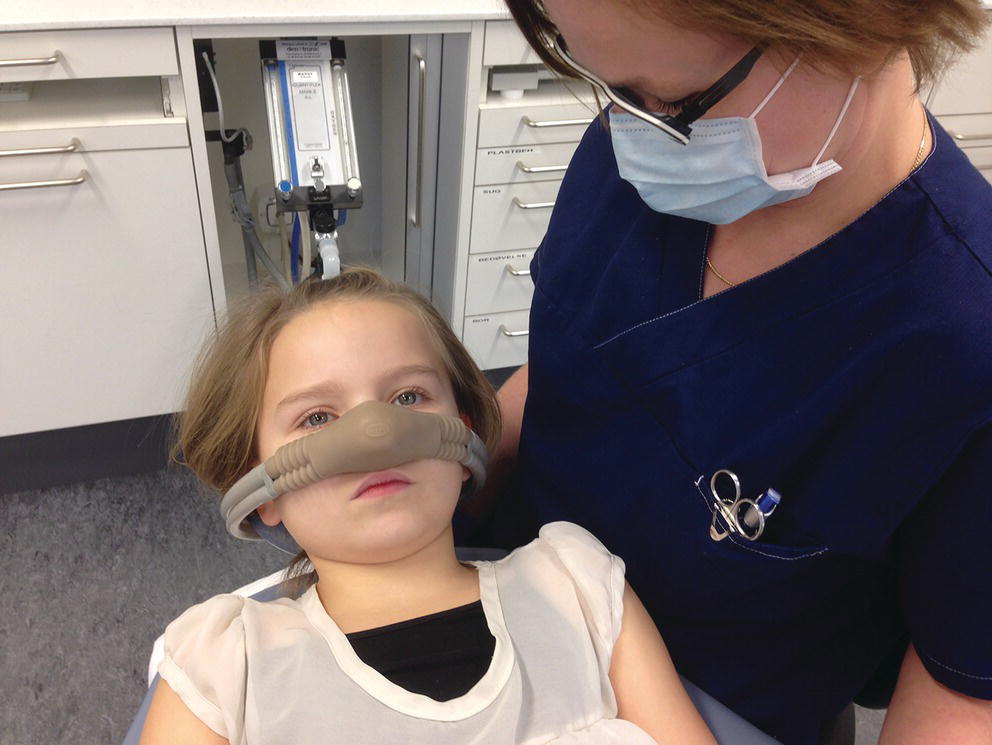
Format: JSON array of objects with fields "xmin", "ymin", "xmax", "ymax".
[{"xmin": 707, "ymin": 469, "xmax": 781, "ymax": 542}]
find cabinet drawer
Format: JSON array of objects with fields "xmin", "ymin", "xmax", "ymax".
[
  {"xmin": 470, "ymin": 180, "xmax": 561, "ymax": 254},
  {"xmin": 483, "ymin": 20, "xmax": 541, "ymax": 67},
  {"xmin": 0, "ymin": 146, "xmax": 213, "ymax": 435},
  {"xmin": 475, "ymin": 141, "xmax": 579, "ymax": 185},
  {"xmin": 0, "ymin": 28, "xmax": 178, "ymax": 84},
  {"xmin": 465, "ymin": 249, "xmax": 536, "ymax": 315},
  {"xmin": 463, "ymin": 310, "xmax": 530, "ymax": 370},
  {"xmin": 478, "ymin": 100, "xmax": 596, "ymax": 148},
  {"xmin": 0, "ymin": 78, "xmax": 186, "ymax": 152}
]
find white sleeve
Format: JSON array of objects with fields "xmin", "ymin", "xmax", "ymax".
[
  {"xmin": 157, "ymin": 594, "xmax": 248, "ymax": 740},
  {"xmin": 537, "ymin": 521, "xmax": 627, "ymax": 654}
]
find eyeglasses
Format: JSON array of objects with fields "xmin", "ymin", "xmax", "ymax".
[{"xmin": 549, "ymin": 33, "xmax": 763, "ymax": 145}]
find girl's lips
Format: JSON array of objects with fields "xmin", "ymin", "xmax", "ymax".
[{"xmin": 351, "ymin": 470, "xmax": 412, "ymax": 500}]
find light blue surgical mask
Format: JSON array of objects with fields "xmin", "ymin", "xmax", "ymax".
[{"xmin": 610, "ymin": 59, "xmax": 860, "ymax": 225}]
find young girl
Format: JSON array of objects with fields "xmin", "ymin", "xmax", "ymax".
[{"xmin": 140, "ymin": 268, "xmax": 717, "ymax": 745}]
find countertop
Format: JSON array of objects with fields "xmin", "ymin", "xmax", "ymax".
[
  {"xmin": 2, "ymin": 1, "xmax": 987, "ymax": 37},
  {"xmin": 0, "ymin": 0, "xmax": 510, "ymax": 32}
]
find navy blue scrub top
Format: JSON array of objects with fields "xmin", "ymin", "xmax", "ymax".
[{"xmin": 489, "ymin": 113, "xmax": 992, "ymax": 745}]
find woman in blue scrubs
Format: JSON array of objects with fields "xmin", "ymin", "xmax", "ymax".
[{"xmin": 481, "ymin": 1, "xmax": 992, "ymax": 743}]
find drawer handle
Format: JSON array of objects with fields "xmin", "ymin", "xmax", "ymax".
[
  {"xmin": 505, "ymin": 264, "xmax": 531, "ymax": 277},
  {"xmin": 512, "ymin": 197, "xmax": 555, "ymax": 210},
  {"xmin": 0, "ymin": 51, "xmax": 60, "ymax": 68},
  {"xmin": 499, "ymin": 325, "xmax": 530, "ymax": 338},
  {"xmin": 0, "ymin": 139, "xmax": 80, "ymax": 158},
  {"xmin": 410, "ymin": 53, "xmax": 427, "ymax": 227},
  {"xmin": 948, "ymin": 130, "xmax": 992, "ymax": 142},
  {"xmin": 516, "ymin": 161, "xmax": 568, "ymax": 174},
  {"xmin": 522, "ymin": 116, "xmax": 591, "ymax": 128},
  {"xmin": 0, "ymin": 170, "xmax": 88, "ymax": 192}
]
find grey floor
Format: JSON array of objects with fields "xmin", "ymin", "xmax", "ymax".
[
  {"xmin": 1, "ymin": 466, "xmax": 285, "ymax": 745},
  {"xmin": 1, "ymin": 465, "xmax": 885, "ymax": 745}
]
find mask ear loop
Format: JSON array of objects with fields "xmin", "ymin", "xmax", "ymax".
[
  {"xmin": 748, "ymin": 56, "xmax": 802, "ymax": 119},
  {"xmin": 748, "ymin": 54, "xmax": 860, "ymax": 169},
  {"xmin": 810, "ymin": 76, "xmax": 860, "ymax": 166}
]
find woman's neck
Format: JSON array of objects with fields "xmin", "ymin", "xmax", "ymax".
[
  {"xmin": 704, "ymin": 56, "xmax": 928, "ymax": 296},
  {"xmin": 310, "ymin": 527, "xmax": 481, "ymax": 633}
]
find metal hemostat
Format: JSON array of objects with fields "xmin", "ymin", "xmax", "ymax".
[{"xmin": 221, "ymin": 401, "xmax": 488, "ymax": 545}]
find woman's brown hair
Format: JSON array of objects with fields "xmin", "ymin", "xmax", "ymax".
[
  {"xmin": 507, "ymin": 0, "xmax": 989, "ymax": 89},
  {"xmin": 172, "ymin": 268, "xmax": 502, "ymax": 585}
]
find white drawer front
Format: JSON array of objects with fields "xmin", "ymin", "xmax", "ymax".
[
  {"xmin": 470, "ymin": 181, "xmax": 561, "ymax": 254},
  {"xmin": 0, "ymin": 121, "xmax": 188, "ymax": 153},
  {"xmin": 483, "ymin": 20, "xmax": 541, "ymax": 67},
  {"xmin": 475, "ymin": 141, "xmax": 579, "ymax": 185},
  {"xmin": 0, "ymin": 146, "xmax": 213, "ymax": 435},
  {"xmin": 928, "ymin": 31, "xmax": 992, "ymax": 116},
  {"xmin": 465, "ymin": 249, "xmax": 536, "ymax": 315},
  {"xmin": 463, "ymin": 310, "xmax": 530, "ymax": 370},
  {"xmin": 478, "ymin": 101, "xmax": 596, "ymax": 148},
  {"xmin": 0, "ymin": 28, "xmax": 178, "ymax": 84}
]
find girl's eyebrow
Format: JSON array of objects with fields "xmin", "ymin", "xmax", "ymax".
[
  {"xmin": 380, "ymin": 363, "xmax": 444, "ymax": 382},
  {"xmin": 275, "ymin": 364, "xmax": 443, "ymax": 411},
  {"xmin": 276, "ymin": 380, "xmax": 343, "ymax": 411}
]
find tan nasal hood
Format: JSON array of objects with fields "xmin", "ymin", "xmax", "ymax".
[{"xmin": 220, "ymin": 400, "xmax": 488, "ymax": 549}]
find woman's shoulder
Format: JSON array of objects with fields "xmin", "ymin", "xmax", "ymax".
[{"xmin": 912, "ymin": 118, "xmax": 992, "ymax": 267}]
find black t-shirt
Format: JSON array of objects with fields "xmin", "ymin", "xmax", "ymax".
[{"xmin": 346, "ymin": 601, "xmax": 495, "ymax": 702}]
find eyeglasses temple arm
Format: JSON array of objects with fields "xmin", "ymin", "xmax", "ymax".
[{"xmin": 676, "ymin": 47, "xmax": 764, "ymax": 125}]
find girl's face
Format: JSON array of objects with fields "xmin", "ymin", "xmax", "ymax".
[{"xmin": 254, "ymin": 299, "xmax": 467, "ymax": 565}]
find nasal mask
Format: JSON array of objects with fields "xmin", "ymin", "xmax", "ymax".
[
  {"xmin": 220, "ymin": 400, "xmax": 488, "ymax": 553},
  {"xmin": 610, "ymin": 59, "xmax": 860, "ymax": 224}
]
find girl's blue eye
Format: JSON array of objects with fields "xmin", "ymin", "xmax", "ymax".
[
  {"xmin": 393, "ymin": 390, "xmax": 423, "ymax": 407},
  {"xmin": 304, "ymin": 411, "xmax": 333, "ymax": 428}
]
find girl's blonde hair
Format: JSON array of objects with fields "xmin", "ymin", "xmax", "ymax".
[
  {"xmin": 174, "ymin": 266, "xmax": 502, "ymax": 497},
  {"xmin": 507, "ymin": 0, "xmax": 989, "ymax": 89}
]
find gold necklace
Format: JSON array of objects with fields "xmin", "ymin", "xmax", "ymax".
[
  {"xmin": 706, "ymin": 255, "xmax": 737, "ymax": 287},
  {"xmin": 911, "ymin": 113, "xmax": 928, "ymax": 171},
  {"xmin": 708, "ymin": 113, "xmax": 929, "ymax": 289}
]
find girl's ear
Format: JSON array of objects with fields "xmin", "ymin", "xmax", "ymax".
[
  {"xmin": 462, "ymin": 466, "xmax": 471, "ymax": 483},
  {"xmin": 255, "ymin": 500, "xmax": 282, "ymax": 526}
]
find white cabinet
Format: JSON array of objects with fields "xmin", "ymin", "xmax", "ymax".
[
  {"xmin": 460, "ymin": 20, "xmax": 595, "ymax": 370},
  {"xmin": 0, "ymin": 30, "xmax": 213, "ymax": 437}
]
